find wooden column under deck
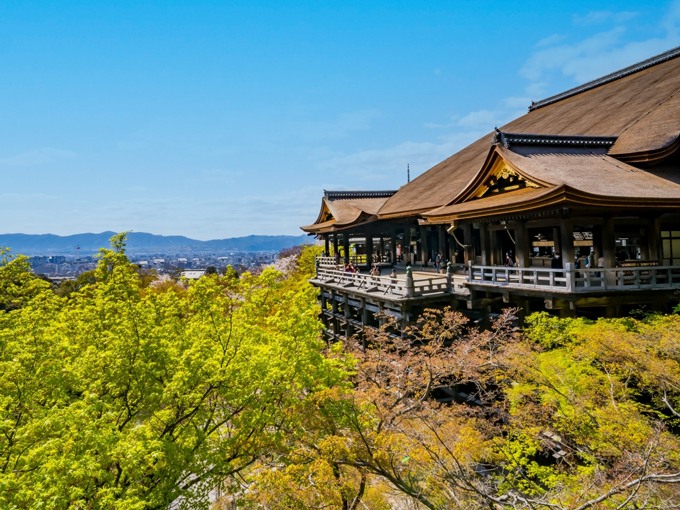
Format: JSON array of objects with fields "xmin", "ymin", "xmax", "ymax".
[
  {"xmin": 330, "ymin": 290, "xmax": 339, "ymax": 337},
  {"xmin": 344, "ymin": 294, "xmax": 351, "ymax": 339}
]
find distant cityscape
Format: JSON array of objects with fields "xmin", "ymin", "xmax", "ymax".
[
  {"xmin": 3, "ymin": 232, "xmax": 313, "ymax": 281},
  {"xmin": 28, "ymin": 250, "xmax": 281, "ymax": 281}
]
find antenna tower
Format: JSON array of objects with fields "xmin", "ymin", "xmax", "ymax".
[{"xmin": 407, "ymin": 164, "xmax": 410, "ymax": 183}]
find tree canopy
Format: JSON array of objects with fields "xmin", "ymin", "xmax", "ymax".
[{"xmin": 1, "ymin": 235, "xmax": 680, "ymax": 509}]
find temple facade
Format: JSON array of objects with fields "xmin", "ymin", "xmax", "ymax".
[{"xmin": 301, "ymin": 46, "xmax": 680, "ymax": 339}]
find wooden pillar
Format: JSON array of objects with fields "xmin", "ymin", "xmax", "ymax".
[
  {"xmin": 515, "ymin": 222, "xmax": 530, "ymax": 267},
  {"xmin": 648, "ymin": 217, "xmax": 662, "ymax": 261},
  {"xmin": 560, "ymin": 218, "xmax": 574, "ymax": 266},
  {"xmin": 420, "ymin": 226, "xmax": 429, "ymax": 267},
  {"xmin": 404, "ymin": 227, "xmax": 412, "ymax": 265},
  {"xmin": 366, "ymin": 233, "xmax": 373, "ymax": 265},
  {"xmin": 593, "ymin": 225, "xmax": 603, "ymax": 263},
  {"xmin": 516, "ymin": 298, "xmax": 530, "ymax": 327},
  {"xmin": 492, "ymin": 230, "xmax": 503, "ymax": 266},
  {"xmin": 391, "ymin": 229, "xmax": 397, "ymax": 264},
  {"xmin": 602, "ymin": 217, "xmax": 616, "ymax": 268},
  {"xmin": 333, "ymin": 234, "xmax": 339, "ymax": 258},
  {"xmin": 552, "ymin": 227, "xmax": 561, "ymax": 256},
  {"xmin": 360, "ymin": 297, "xmax": 368, "ymax": 348},
  {"xmin": 438, "ymin": 226, "xmax": 446, "ymax": 264},
  {"xmin": 324, "ymin": 235, "xmax": 330, "ymax": 256},
  {"xmin": 463, "ymin": 224, "xmax": 473, "ymax": 265},
  {"xmin": 640, "ymin": 224, "xmax": 650, "ymax": 260},
  {"xmin": 379, "ymin": 236, "xmax": 385, "ymax": 261},
  {"xmin": 330, "ymin": 291, "xmax": 339, "ymax": 338},
  {"xmin": 448, "ymin": 229, "xmax": 456, "ymax": 262},
  {"xmin": 343, "ymin": 233, "xmax": 350, "ymax": 264},
  {"xmin": 344, "ymin": 294, "xmax": 351, "ymax": 339},
  {"xmin": 478, "ymin": 224, "xmax": 490, "ymax": 266},
  {"xmin": 559, "ymin": 304, "xmax": 576, "ymax": 318},
  {"xmin": 320, "ymin": 292, "xmax": 328, "ymax": 329}
]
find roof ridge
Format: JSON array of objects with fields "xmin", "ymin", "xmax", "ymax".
[
  {"xmin": 493, "ymin": 129, "xmax": 618, "ymax": 148},
  {"xmin": 324, "ymin": 190, "xmax": 397, "ymax": 200},
  {"xmin": 529, "ymin": 45, "xmax": 680, "ymax": 112}
]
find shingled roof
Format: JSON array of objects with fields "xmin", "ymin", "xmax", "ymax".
[
  {"xmin": 422, "ymin": 143, "xmax": 680, "ymax": 222},
  {"xmin": 377, "ymin": 45, "xmax": 680, "ymax": 218},
  {"xmin": 301, "ymin": 190, "xmax": 396, "ymax": 234}
]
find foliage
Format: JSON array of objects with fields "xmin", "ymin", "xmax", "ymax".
[
  {"xmin": 3, "ymin": 237, "xmax": 680, "ymax": 509},
  {"xmin": 248, "ymin": 310, "xmax": 680, "ymax": 509},
  {"xmin": 0, "ymin": 235, "xmax": 345, "ymax": 509}
]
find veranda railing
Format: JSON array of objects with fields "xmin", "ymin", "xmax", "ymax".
[{"xmin": 467, "ymin": 262, "xmax": 680, "ymax": 292}]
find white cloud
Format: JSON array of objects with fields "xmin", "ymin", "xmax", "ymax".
[
  {"xmin": 315, "ymin": 130, "xmax": 486, "ymax": 183},
  {"xmin": 0, "ymin": 148, "xmax": 76, "ymax": 167},
  {"xmin": 521, "ymin": 1, "xmax": 680, "ymax": 86},
  {"xmin": 457, "ymin": 109, "xmax": 515, "ymax": 129},
  {"xmin": 295, "ymin": 110, "xmax": 381, "ymax": 141},
  {"xmin": 572, "ymin": 10, "xmax": 638, "ymax": 26},
  {"xmin": 536, "ymin": 34, "xmax": 567, "ymax": 47},
  {"xmin": 502, "ymin": 96, "xmax": 532, "ymax": 109}
]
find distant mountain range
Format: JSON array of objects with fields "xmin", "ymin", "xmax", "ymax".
[{"xmin": 0, "ymin": 232, "xmax": 312, "ymax": 255}]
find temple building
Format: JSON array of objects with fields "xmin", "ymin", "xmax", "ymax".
[{"xmin": 301, "ymin": 45, "xmax": 680, "ymax": 339}]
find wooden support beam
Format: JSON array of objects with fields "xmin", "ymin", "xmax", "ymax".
[
  {"xmin": 420, "ymin": 226, "xmax": 429, "ymax": 266},
  {"xmin": 343, "ymin": 233, "xmax": 350, "ymax": 264},
  {"xmin": 560, "ymin": 218, "xmax": 574, "ymax": 265},
  {"xmin": 467, "ymin": 295, "xmax": 503, "ymax": 309},
  {"xmin": 344, "ymin": 294, "xmax": 351, "ymax": 339},
  {"xmin": 648, "ymin": 216, "xmax": 662, "ymax": 261},
  {"xmin": 404, "ymin": 226, "xmax": 412, "ymax": 265},
  {"xmin": 391, "ymin": 229, "xmax": 397, "ymax": 264},
  {"xmin": 478, "ymin": 224, "xmax": 490, "ymax": 266},
  {"xmin": 602, "ymin": 216, "xmax": 616, "ymax": 268},
  {"xmin": 462, "ymin": 224, "xmax": 473, "ymax": 266},
  {"xmin": 438, "ymin": 226, "xmax": 446, "ymax": 265},
  {"xmin": 515, "ymin": 221, "xmax": 530, "ymax": 267},
  {"xmin": 366, "ymin": 234, "xmax": 373, "ymax": 265}
]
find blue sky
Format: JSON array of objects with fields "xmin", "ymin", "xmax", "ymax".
[{"xmin": 1, "ymin": 0, "xmax": 678, "ymax": 239}]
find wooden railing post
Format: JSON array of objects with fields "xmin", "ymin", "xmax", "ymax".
[
  {"xmin": 446, "ymin": 262, "xmax": 452, "ymax": 293},
  {"xmin": 406, "ymin": 266, "xmax": 415, "ymax": 298},
  {"xmin": 565, "ymin": 262, "xmax": 575, "ymax": 292},
  {"xmin": 467, "ymin": 260, "xmax": 472, "ymax": 282},
  {"xmin": 315, "ymin": 257, "xmax": 320, "ymax": 278}
]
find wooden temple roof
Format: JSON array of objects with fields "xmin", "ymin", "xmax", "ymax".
[
  {"xmin": 423, "ymin": 142, "xmax": 680, "ymax": 222},
  {"xmin": 300, "ymin": 190, "xmax": 396, "ymax": 234},
  {"xmin": 301, "ymin": 45, "xmax": 680, "ymax": 233},
  {"xmin": 376, "ymin": 45, "xmax": 680, "ymax": 218}
]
